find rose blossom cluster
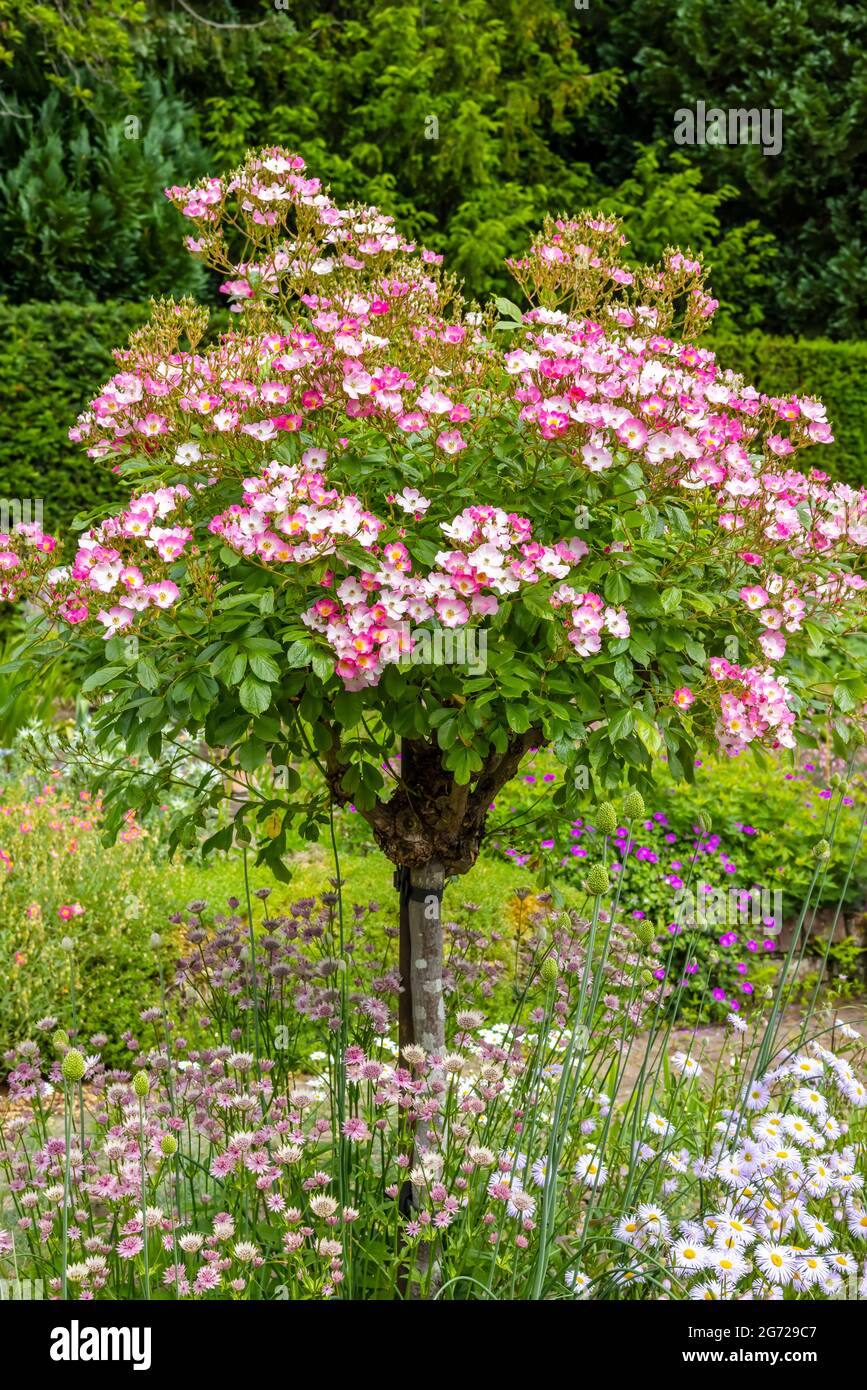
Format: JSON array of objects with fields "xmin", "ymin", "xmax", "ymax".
[
  {"xmin": 738, "ymin": 564, "xmax": 867, "ymax": 665},
  {"xmin": 707, "ymin": 655, "xmax": 797, "ymax": 754},
  {"xmin": 164, "ymin": 147, "xmax": 443, "ymax": 305},
  {"xmin": 549, "ymin": 585, "xmax": 630, "ymax": 657},
  {"xmin": 297, "ymin": 500, "xmax": 591, "ymax": 690},
  {"xmin": 25, "ymin": 485, "xmax": 192, "ymax": 632}
]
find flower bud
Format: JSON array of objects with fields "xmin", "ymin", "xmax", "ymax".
[
  {"xmin": 813, "ymin": 839, "xmax": 831, "ymax": 860},
  {"xmin": 540, "ymin": 956, "xmax": 559, "ymax": 986},
  {"xmin": 149, "ymin": 933, "xmax": 162, "ymax": 949},
  {"xmin": 585, "ymin": 864, "xmax": 610, "ymax": 897},
  {"xmin": 623, "ymin": 790, "xmax": 645, "ymax": 820},
  {"xmin": 52, "ymin": 1029, "xmax": 69, "ymax": 1053},
  {"xmin": 697, "ymin": 810, "xmax": 712, "ymax": 833},
  {"xmin": 132, "ymin": 1070, "xmax": 150, "ymax": 1099},
  {"xmin": 60, "ymin": 936, "xmax": 75, "ymax": 952},
  {"xmin": 634, "ymin": 920, "xmax": 655, "ymax": 951},
  {"xmin": 708, "ymin": 950, "xmax": 720, "ymax": 965},
  {"xmin": 160, "ymin": 1134, "xmax": 178, "ymax": 1157},
  {"xmin": 61, "ymin": 1049, "xmax": 86, "ymax": 1084},
  {"xmin": 595, "ymin": 801, "xmax": 618, "ymax": 836},
  {"xmin": 640, "ymin": 969, "xmax": 654, "ymax": 986}
]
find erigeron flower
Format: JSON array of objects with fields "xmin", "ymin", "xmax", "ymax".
[
  {"xmin": 844, "ymin": 1208, "xmax": 867, "ymax": 1239},
  {"xmin": 793, "ymin": 1086, "xmax": 827, "ymax": 1117},
  {"xmin": 565, "ymin": 1267, "xmax": 590, "ymax": 1296},
  {"xmin": 671, "ymin": 1240, "xmax": 710, "ymax": 1273},
  {"xmin": 615, "ymin": 1214, "xmax": 644, "ymax": 1245},
  {"xmin": 574, "ymin": 1154, "xmax": 608, "ymax": 1187},
  {"xmin": 827, "ymin": 1250, "xmax": 858, "ymax": 1275},
  {"xmin": 790, "ymin": 1054, "xmax": 823, "ymax": 1079},
  {"xmin": 744, "ymin": 1081, "xmax": 771, "ymax": 1111},
  {"xmin": 671, "ymin": 1051, "xmax": 703, "ymax": 1079},
  {"xmin": 689, "ymin": 1280, "xmax": 725, "ymax": 1301},
  {"xmin": 635, "ymin": 1204, "xmax": 670, "ymax": 1243},
  {"xmin": 710, "ymin": 1248, "xmax": 749, "ymax": 1281},
  {"xmin": 754, "ymin": 1242, "xmax": 797, "ymax": 1285},
  {"xmin": 646, "ymin": 1112, "xmax": 673, "ymax": 1138}
]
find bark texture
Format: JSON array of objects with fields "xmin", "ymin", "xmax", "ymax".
[{"xmin": 323, "ymin": 728, "xmax": 541, "ymax": 875}]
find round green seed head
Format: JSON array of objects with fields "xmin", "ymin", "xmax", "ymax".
[
  {"xmin": 160, "ymin": 1134, "xmax": 178, "ymax": 1157},
  {"xmin": 540, "ymin": 956, "xmax": 559, "ymax": 986},
  {"xmin": 61, "ymin": 1049, "xmax": 86, "ymax": 1083},
  {"xmin": 623, "ymin": 790, "xmax": 645, "ymax": 820},
  {"xmin": 585, "ymin": 864, "xmax": 610, "ymax": 897},
  {"xmin": 813, "ymin": 839, "xmax": 831, "ymax": 860},
  {"xmin": 595, "ymin": 801, "xmax": 618, "ymax": 835},
  {"xmin": 634, "ymin": 920, "xmax": 655, "ymax": 950},
  {"xmin": 640, "ymin": 969, "xmax": 654, "ymax": 986},
  {"xmin": 132, "ymin": 1070, "xmax": 150, "ymax": 1099}
]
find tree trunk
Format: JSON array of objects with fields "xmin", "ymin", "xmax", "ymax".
[
  {"xmin": 398, "ymin": 858, "xmax": 446, "ymax": 1055},
  {"xmin": 396, "ymin": 858, "xmax": 446, "ymax": 1298}
]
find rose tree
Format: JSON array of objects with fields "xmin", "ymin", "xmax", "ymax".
[{"xmin": 3, "ymin": 147, "xmax": 866, "ymax": 1052}]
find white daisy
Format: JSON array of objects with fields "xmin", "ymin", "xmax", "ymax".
[
  {"xmin": 574, "ymin": 1154, "xmax": 607, "ymax": 1187},
  {"xmin": 800, "ymin": 1212, "xmax": 834, "ymax": 1247},
  {"xmin": 754, "ymin": 1242, "xmax": 797, "ymax": 1286},
  {"xmin": 795, "ymin": 1253, "xmax": 827, "ymax": 1287},
  {"xmin": 671, "ymin": 1240, "xmax": 710, "ymax": 1274}
]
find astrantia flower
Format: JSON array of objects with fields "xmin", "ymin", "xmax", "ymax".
[
  {"xmin": 116, "ymin": 1236, "xmax": 144, "ymax": 1260},
  {"xmin": 342, "ymin": 1117, "xmax": 371, "ymax": 1142}
]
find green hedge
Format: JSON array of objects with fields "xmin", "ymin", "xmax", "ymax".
[
  {"xmin": 0, "ymin": 306, "xmax": 863, "ymax": 547},
  {"xmin": 0, "ymin": 301, "xmax": 152, "ymax": 538},
  {"xmin": 712, "ymin": 333, "xmax": 867, "ymax": 489}
]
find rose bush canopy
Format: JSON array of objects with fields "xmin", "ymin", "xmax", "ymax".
[{"xmin": 1, "ymin": 146, "xmax": 865, "ymax": 890}]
